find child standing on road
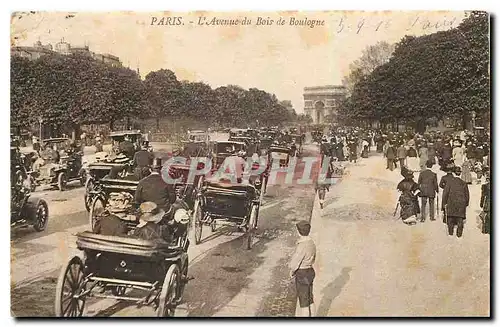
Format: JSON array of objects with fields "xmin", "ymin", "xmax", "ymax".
[{"xmin": 289, "ymin": 221, "xmax": 316, "ymax": 317}]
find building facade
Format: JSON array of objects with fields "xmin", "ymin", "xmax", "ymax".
[
  {"xmin": 11, "ymin": 39, "xmax": 121, "ymax": 67},
  {"xmin": 303, "ymin": 85, "xmax": 347, "ymax": 124}
]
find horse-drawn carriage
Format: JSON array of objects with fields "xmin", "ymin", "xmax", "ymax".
[
  {"xmin": 191, "ymin": 177, "xmax": 265, "ymax": 250},
  {"xmin": 211, "ymin": 141, "xmax": 247, "ymax": 169},
  {"xmin": 268, "ymin": 145, "xmax": 292, "ymax": 168}
]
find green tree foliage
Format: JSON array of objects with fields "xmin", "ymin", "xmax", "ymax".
[{"xmin": 339, "ymin": 11, "xmax": 489, "ymax": 129}]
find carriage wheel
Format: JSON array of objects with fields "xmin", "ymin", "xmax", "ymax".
[
  {"xmin": 176, "ymin": 258, "xmax": 189, "ymax": 304},
  {"xmin": 157, "ymin": 264, "xmax": 180, "ymax": 317},
  {"xmin": 89, "ymin": 196, "xmax": 106, "ymax": 232},
  {"xmin": 55, "ymin": 256, "xmax": 86, "ymax": 317},
  {"xmin": 192, "ymin": 200, "xmax": 203, "ymax": 245},
  {"xmin": 83, "ymin": 178, "xmax": 94, "ymax": 212},
  {"xmin": 246, "ymin": 205, "xmax": 258, "ymax": 250},
  {"xmin": 33, "ymin": 199, "xmax": 49, "ymax": 232},
  {"xmin": 58, "ymin": 172, "xmax": 67, "ymax": 191},
  {"xmin": 259, "ymin": 176, "xmax": 267, "ymax": 203},
  {"xmin": 79, "ymin": 170, "xmax": 87, "ymax": 187}
]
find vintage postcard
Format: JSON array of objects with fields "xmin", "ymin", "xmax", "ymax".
[{"xmin": 10, "ymin": 10, "xmax": 490, "ymax": 317}]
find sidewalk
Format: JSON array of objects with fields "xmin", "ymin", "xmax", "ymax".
[{"xmin": 309, "ymin": 152, "xmax": 490, "ymax": 317}]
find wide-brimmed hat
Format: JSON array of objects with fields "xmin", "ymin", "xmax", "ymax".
[
  {"xmin": 138, "ymin": 202, "xmax": 165, "ymax": 224},
  {"xmin": 114, "ymin": 153, "xmax": 129, "ymax": 163}
]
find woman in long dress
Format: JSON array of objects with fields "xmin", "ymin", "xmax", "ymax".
[
  {"xmin": 406, "ymin": 146, "xmax": 420, "ymax": 172},
  {"xmin": 461, "ymin": 159, "xmax": 473, "ymax": 184},
  {"xmin": 397, "ymin": 170, "xmax": 420, "ymax": 225},
  {"xmin": 418, "ymin": 143, "xmax": 429, "ymax": 170},
  {"xmin": 452, "ymin": 140, "xmax": 465, "ymax": 167}
]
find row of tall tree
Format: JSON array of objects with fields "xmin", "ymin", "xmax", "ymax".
[
  {"xmin": 338, "ymin": 11, "xmax": 489, "ymax": 131},
  {"xmin": 11, "ymin": 54, "xmax": 296, "ymax": 134}
]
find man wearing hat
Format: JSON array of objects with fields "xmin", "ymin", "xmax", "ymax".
[
  {"xmin": 289, "ymin": 220, "xmax": 316, "ymax": 317},
  {"xmin": 442, "ymin": 166, "xmax": 470, "ymax": 238},
  {"xmin": 439, "ymin": 161, "xmax": 455, "ymax": 190},
  {"xmin": 133, "ymin": 201, "xmax": 169, "ymax": 241},
  {"xmin": 135, "ymin": 157, "xmax": 176, "ymax": 211},
  {"xmin": 119, "ymin": 135, "xmax": 136, "ymax": 160},
  {"xmin": 133, "ymin": 142, "xmax": 154, "ymax": 180},
  {"xmin": 93, "ymin": 193, "xmax": 130, "ymax": 236}
]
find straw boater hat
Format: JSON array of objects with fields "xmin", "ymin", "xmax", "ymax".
[
  {"xmin": 113, "ymin": 153, "xmax": 129, "ymax": 164},
  {"xmin": 137, "ymin": 202, "xmax": 165, "ymax": 227}
]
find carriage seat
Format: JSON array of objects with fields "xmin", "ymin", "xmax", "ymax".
[
  {"xmin": 204, "ymin": 180, "xmax": 256, "ymax": 199},
  {"xmin": 76, "ymin": 231, "xmax": 181, "ymax": 258}
]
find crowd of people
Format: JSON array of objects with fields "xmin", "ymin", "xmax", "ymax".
[{"xmin": 315, "ymin": 126, "xmax": 491, "ymax": 236}]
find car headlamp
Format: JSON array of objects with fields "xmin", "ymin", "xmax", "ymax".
[{"xmin": 174, "ymin": 208, "xmax": 190, "ymax": 224}]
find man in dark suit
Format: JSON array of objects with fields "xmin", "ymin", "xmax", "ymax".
[
  {"xmin": 133, "ymin": 142, "xmax": 154, "ymax": 180},
  {"xmin": 417, "ymin": 160, "xmax": 438, "ymax": 221},
  {"xmin": 439, "ymin": 161, "xmax": 455, "ymax": 190},
  {"xmin": 134, "ymin": 158, "xmax": 176, "ymax": 211},
  {"xmin": 442, "ymin": 166, "xmax": 470, "ymax": 238},
  {"xmin": 119, "ymin": 136, "xmax": 136, "ymax": 160}
]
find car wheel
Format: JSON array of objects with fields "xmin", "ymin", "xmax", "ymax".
[
  {"xmin": 33, "ymin": 199, "xmax": 49, "ymax": 232},
  {"xmin": 58, "ymin": 172, "xmax": 67, "ymax": 191}
]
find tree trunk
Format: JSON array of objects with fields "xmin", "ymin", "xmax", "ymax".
[{"xmin": 109, "ymin": 120, "xmax": 114, "ymax": 131}]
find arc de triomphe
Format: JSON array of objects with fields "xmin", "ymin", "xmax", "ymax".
[{"xmin": 303, "ymin": 85, "xmax": 347, "ymax": 124}]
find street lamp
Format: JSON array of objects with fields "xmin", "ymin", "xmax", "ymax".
[{"xmin": 38, "ymin": 117, "xmax": 43, "ymax": 140}]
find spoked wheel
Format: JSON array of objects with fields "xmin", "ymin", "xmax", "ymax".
[
  {"xmin": 89, "ymin": 196, "xmax": 106, "ymax": 232},
  {"xmin": 79, "ymin": 170, "xmax": 87, "ymax": 187},
  {"xmin": 176, "ymin": 258, "xmax": 189, "ymax": 304},
  {"xmin": 33, "ymin": 199, "xmax": 49, "ymax": 232},
  {"xmin": 157, "ymin": 264, "xmax": 180, "ymax": 317},
  {"xmin": 192, "ymin": 200, "xmax": 203, "ymax": 245},
  {"xmin": 58, "ymin": 172, "xmax": 67, "ymax": 191},
  {"xmin": 83, "ymin": 178, "xmax": 94, "ymax": 212},
  {"xmin": 246, "ymin": 205, "xmax": 258, "ymax": 250},
  {"xmin": 55, "ymin": 256, "xmax": 86, "ymax": 317}
]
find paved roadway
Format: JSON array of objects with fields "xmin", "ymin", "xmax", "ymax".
[{"xmin": 11, "ymin": 139, "xmax": 321, "ymax": 317}]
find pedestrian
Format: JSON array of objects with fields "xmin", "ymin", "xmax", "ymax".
[
  {"xmin": 406, "ymin": 145, "xmax": 419, "ymax": 172},
  {"xmin": 442, "ymin": 166, "xmax": 469, "ymax": 238},
  {"xmin": 452, "ymin": 139, "xmax": 465, "ymax": 167},
  {"xmin": 418, "ymin": 142, "xmax": 429, "ymax": 170},
  {"xmin": 427, "ymin": 142, "xmax": 437, "ymax": 166},
  {"xmin": 80, "ymin": 131, "xmax": 87, "ymax": 147},
  {"xmin": 397, "ymin": 170, "xmax": 420, "ymax": 225},
  {"xmin": 32, "ymin": 136, "xmax": 40, "ymax": 153},
  {"xmin": 386, "ymin": 142, "xmax": 396, "ymax": 171},
  {"xmin": 417, "ymin": 160, "xmax": 438, "ymax": 222},
  {"xmin": 289, "ymin": 220, "xmax": 316, "ymax": 317},
  {"xmin": 480, "ymin": 173, "xmax": 490, "ymax": 234},
  {"xmin": 396, "ymin": 142, "xmax": 407, "ymax": 169},
  {"xmin": 461, "ymin": 158, "xmax": 473, "ymax": 184}
]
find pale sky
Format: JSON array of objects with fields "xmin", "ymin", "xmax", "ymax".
[{"xmin": 11, "ymin": 11, "xmax": 465, "ymax": 113}]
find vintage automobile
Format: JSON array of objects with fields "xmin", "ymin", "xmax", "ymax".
[
  {"xmin": 268, "ymin": 145, "xmax": 292, "ymax": 168},
  {"xmin": 228, "ymin": 136, "xmax": 259, "ymax": 156},
  {"xmin": 211, "ymin": 141, "xmax": 247, "ymax": 169},
  {"xmin": 180, "ymin": 140, "xmax": 211, "ymax": 158},
  {"xmin": 11, "ymin": 183, "xmax": 49, "ymax": 232},
  {"xmin": 258, "ymin": 137, "xmax": 274, "ymax": 155},
  {"xmin": 33, "ymin": 138, "xmax": 86, "ymax": 191},
  {"xmin": 187, "ymin": 130, "xmax": 210, "ymax": 143},
  {"xmin": 191, "ymin": 174, "xmax": 265, "ymax": 249},
  {"xmin": 55, "ymin": 194, "xmax": 191, "ymax": 317},
  {"xmin": 167, "ymin": 163, "xmax": 205, "ymax": 210},
  {"xmin": 109, "ymin": 130, "xmax": 150, "ymax": 155}
]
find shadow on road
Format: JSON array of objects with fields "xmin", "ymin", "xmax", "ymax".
[{"xmin": 316, "ymin": 267, "xmax": 352, "ymax": 316}]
